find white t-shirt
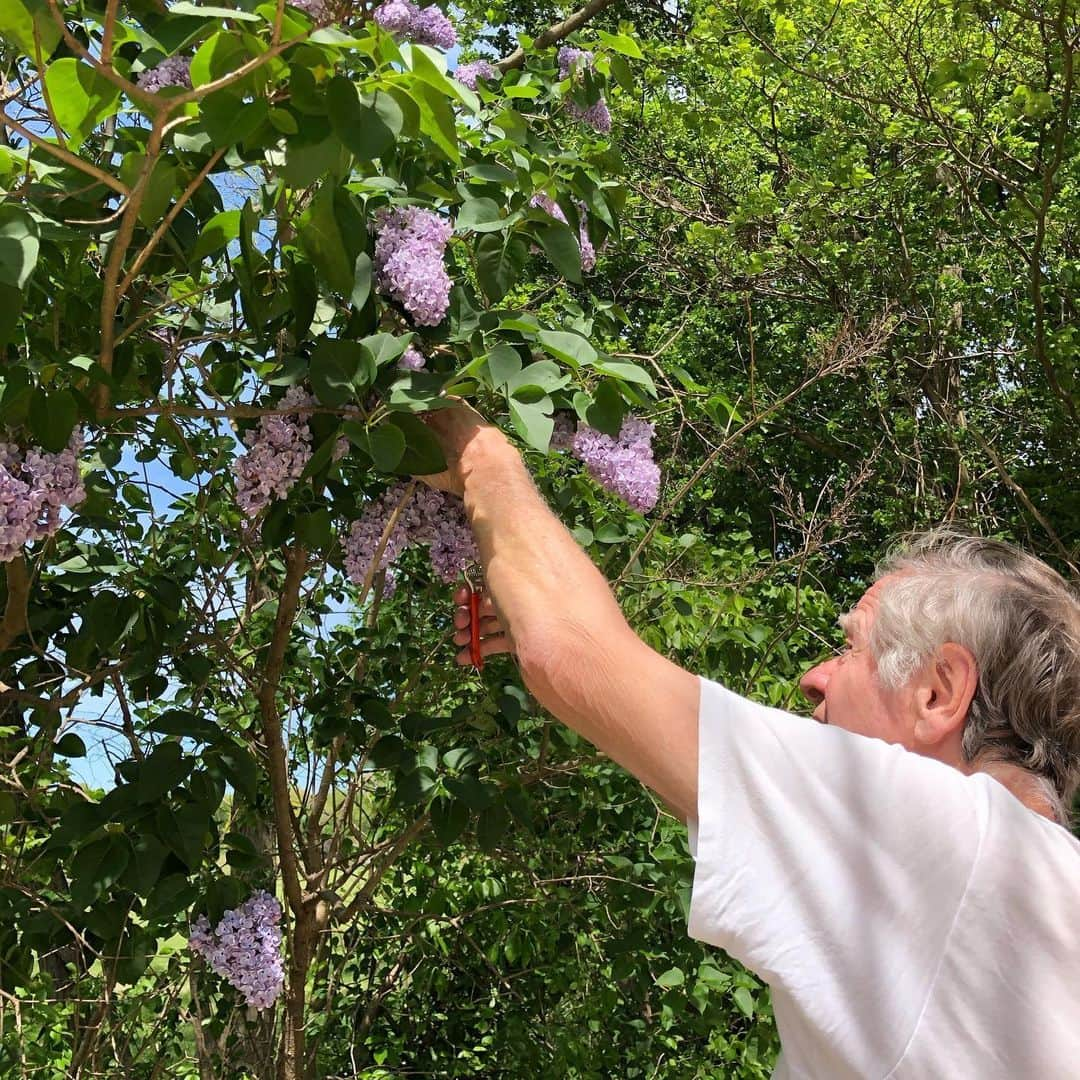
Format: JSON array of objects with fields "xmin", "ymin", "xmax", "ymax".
[{"xmin": 686, "ymin": 676, "xmax": 1080, "ymax": 1079}]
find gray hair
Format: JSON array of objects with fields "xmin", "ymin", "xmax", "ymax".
[{"xmin": 871, "ymin": 529, "xmax": 1080, "ymax": 827}]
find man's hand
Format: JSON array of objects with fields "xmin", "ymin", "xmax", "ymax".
[
  {"xmin": 417, "ymin": 398, "xmax": 699, "ymax": 821},
  {"xmin": 451, "ymin": 585, "xmax": 515, "ymax": 665},
  {"xmin": 420, "ymin": 402, "xmax": 508, "ymax": 496}
]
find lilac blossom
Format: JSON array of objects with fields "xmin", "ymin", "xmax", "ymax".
[
  {"xmin": 456, "ymin": 59, "xmax": 498, "ymax": 90},
  {"xmin": 571, "ymin": 415, "xmax": 661, "ymax": 512},
  {"xmin": 556, "ymin": 46, "xmax": 612, "ymax": 134},
  {"xmin": 397, "ymin": 346, "xmax": 428, "ymax": 371},
  {"xmin": 373, "ymin": 206, "xmax": 454, "ymax": 327},
  {"xmin": 373, "ymin": 0, "xmax": 456, "ymax": 49},
  {"xmin": 189, "ymin": 891, "xmax": 284, "ymax": 1010},
  {"xmin": 569, "ymin": 98, "xmax": 612, "ymax": 134},
  {"xmin": 343, "ymin": 482, "xmax": 478, "ymax": 593},
  {"xmin": 343, "ymin": 483, "xmax": 416, "ymax": 594},
  {"xmin": 136, "ymin": 55, "xmax": 192, "ymax": 93},
  {"xmin": 558, "ymin": 47, "xmax": 594, "ymax": 79},
  {"xmin": 232, "ymin": 386, "xmax": 314, "ymax": 518},
  {"xmin": 290, "ymin": 0, "xmax": 330, "ymax": 22},
  {"xmin": 529, "ymin": 193, "xmax": 568, "ymax": 224},
  {"xmin": 529, "ymin": 194, "xmax": 597, "ymax": 273},
  {"xmin": 0, "ymin": 433, "xmax": 85, "ymax": 562}
]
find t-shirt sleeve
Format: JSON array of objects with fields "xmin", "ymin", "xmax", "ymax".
[{"xmin": 687, "ymin": 676, "xmax": 985, "ymax": 1074}]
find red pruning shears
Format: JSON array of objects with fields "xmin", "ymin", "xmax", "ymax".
[{"xmin": 465, "ymin": 565, "xmax": 484, "ymax": 672}]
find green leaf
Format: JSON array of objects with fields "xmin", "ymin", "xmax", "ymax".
[
  {"xmin": 466, "ymin": 163, "xmax": 515, "ymax": 183},
  {"xmin": 598, "ymin": 30, "xmax": 644, "ymax": 59},
  {"xmin": 310, "ymin": 338, "xmax": 373, "ymax": 406},
  {"xmin": 732, "ymin": 986, "xmax": 756, "ymax": 1018},
  {"xmin": 28, "ymin": 387, "xmax": 77, "ymax": 452},
  {"xmin": 476, "ymin": 803, "xmax": 510, "ymax": 852},
  {"xmin": 137, "ymin": 742, "xmax": 193, "ymax": 803},
  {"xmin": 487, "ymin": 344, "xmax": 522, "ymax": 387},
  {"xmin": 584, "ymin": 379, "xmax": 624, "ymax": 436},
  {"xmin": 193, "ymin": 208, "xmax": 241, "ymax": 261},
  {"xmin": 656, "ymin": 966, "xmax": 685, "ymax": 988},
  {"xmin": 0, "ymin": 0, "xmax": 61, "ymax": 59},
  {"xmin": 150, "ymin": 709, "xmax": 220, "ymax": 742},
  {"xmin": 538, "ymin": 329, "xmax": 597, "ymax": 368},
  {"xmin": 327, "ymin": 76, "xmax": 396, "ymax": 160},
  {"xmin": 456, "ymin": 197, "xmax": 505, "ymax": 232},
  {"xmin": 200, "ymin": 90, "xmax": 269, "ymax": 149},
  {"xmin": 351, "ymin": 252, "xmax": 372, "ymax": 310},
  {"xmin": 430, "ymin": 796, "xmax": 469, "ymax": 845},
  {"xmin": 592, "ymin": 358, "xmax": 657, "ymax": 395},
  {"xmin": 0, "ymin": 205, "xmax": 40, "ymax": 290},
  {"xmin": 409, "ymin": 80, "xmax": 461, "ymax": 165},
  {"xmin": 296, "ymin": 507, "xmax": 332, "ymax": 548},
  {"xmin": 372, "ymin": 89, "xmax": 406, "ymax": 137},
  {"xmin": 536, "ymin": 221, "xmax": 582, "ymax": 282},
  {"xmin": 387, "ymin": 413, "xmax": 446, "ymax": 474},
  {"xmin": 214, "ymin": 742, "xmax": 258, "ymax": 802},
  {"xmin": 475, "ymin": 233, "xmax": 527, "ymax": 301},
  {"xmin": 368, "ymin": 423, "xmax": 406, "ymax": 471},
  {"xmin": 405, "ymin": 43, "xmax": 480, "ymax": 113},
  {"xmin": 71, "ymin": 836, "xmax": 129, "ymax": 909},
  {"xmin": 506, "ymin": 361, "xmax": 567, "ymax": 396},
  {"xmin": 119, "ymin": 835, "xmax": 167, "ymax": 898},
  {"xmin": 289, "ymin": 257, "xmax": 317, "ymax": 340},
  {"xmin": 445, "ymin": 775, "xmax": 494, "ymax": 811},
  {"xmin": 0, "ymin": 284, "xmax": 22, "ymax": 345},
  {"xmin": 169, "ymin": 1, "xmax": 261, "ymax": 19},
  {"xmin": 43, "ymin": 59, "xmax": 121, "ymax": 149},
  {"xmin": 361, "ymin": 332, "xmax": 410, "ymax": 368},
  {"xmin": 299, "ymin": 182, "xmax": 353, "ymax": 294},
  {"xmin": 508, "ymin": 399, "xmax": 554, "ymax": 452},
  {"xmin": 139, "ymin": 159, "xmax": 181, "ymax": 228},
  {"xmin": 189, "ymin": 30, "xmax": 251, "ymax": 89},
  {"xmin": 155, "ymin": 802, "xmax": 212, "ymax": 870},
  {"xmin": 55, "ymin": 732, "xmax": 86, "ymax": 758}
]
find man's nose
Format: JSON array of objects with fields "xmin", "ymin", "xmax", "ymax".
[{"xmin": 800, "ymin": 657, "xmax": 834, "ymax": 707}]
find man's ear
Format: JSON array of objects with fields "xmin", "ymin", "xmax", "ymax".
[{"xmin": 911, "ymin": 642, "xmax": 978, "ymax": 749}]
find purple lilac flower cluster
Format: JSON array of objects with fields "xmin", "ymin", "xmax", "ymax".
[
  {"xmin": 189, "ymin": 891, "xmax": 284, "ymax": 1010},
  {"xmin": 455, "ymin": 59, "xmax": 498, "ymax": 90},
  {"xmin": 397, "ymin": 346, "xmax": 427, "ymax": 371},
  {"xmin": 567, "ymin": 415, "xmax": 660, "ymax": 512},
  {"xmin": 343, "ymin": 482, "xmax": 477, "ymax": 594},
  {"xmin": 232, "ymin": 386, "xmax": 315, "ymax": 518},
  {"xmin": 291, "ymin": 0, "xmax": 330, "ymax": 23},
  {"xmin": 136, "ymin": 55, "xmax": 192, "ymax": 93},
  {"xmin": 0, "ymin": 433, "xmax": 85, "ymax": 562},
  {"xmin": 528, "ymin": 194, "xmax": 597, "ymax": 273},
  {"xmin": 373, "ymin": 207, "xmax": 454, "ymax": 327},
  {"xmin": 556, "ymin": 46, "xmax": 612, "ymax": 134},
  {"xmin": 373, "ymin": 0, "xmax": 456, "ymax": 50}
]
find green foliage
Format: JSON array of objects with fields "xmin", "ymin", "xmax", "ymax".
[{"xmin": 2, "ymin": 0, "xmax": 1077, "ymax": 1075}]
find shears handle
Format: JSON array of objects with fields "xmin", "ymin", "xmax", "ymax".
[{"xmin": 465, "ymin": 568, "xmax": 484, "ymax": 672}]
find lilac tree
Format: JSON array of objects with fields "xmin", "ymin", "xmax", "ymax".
[{"xmin": 0, "ymin": 1, "xmax": 658, "ymax": 1074}]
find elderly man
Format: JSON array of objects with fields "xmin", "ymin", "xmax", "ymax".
[{"xmin": 424, "ymin": 404, "xmax": 1080, "ymax": 1078}]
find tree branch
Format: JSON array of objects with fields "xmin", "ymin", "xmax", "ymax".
[
  {"xmin": 256, "ymin": 544, "xmax": 309, "ymax": 915},
  {"xmin": 0, "ymin": 557, "xmax": 31, "ymax": 656},
  {"xmin": 498, "ymin": 0, "xmax": 621, "ymax": 71}
]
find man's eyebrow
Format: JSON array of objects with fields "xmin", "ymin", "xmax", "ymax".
[{"xmin": 837, "ymin": 611, "xmax": 857, "ymax": 640}]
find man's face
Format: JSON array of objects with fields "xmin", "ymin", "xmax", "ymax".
[{"xmin": 799, "ymin": 575, "xmax": 915, "ymax": 746}]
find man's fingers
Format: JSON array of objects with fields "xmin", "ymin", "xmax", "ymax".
[
  {"xmin": 452, "ymin": 585, "xmax": 495, "ymax": 613},
  {"xmin": 455, "ymin": 633, "xmax": 512, "ymax": 665},
  {"xmin": 453, "ymin": 600, "xmax": 498, "ymax": 629},
  {"xmin": 452, "ymin": 616, "xmax": 502, "ymax": 643}
]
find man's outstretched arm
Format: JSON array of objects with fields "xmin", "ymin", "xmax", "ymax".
[{"xmin": 426, "ymin": 407, "xmax": 700, "ymax": 820}]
